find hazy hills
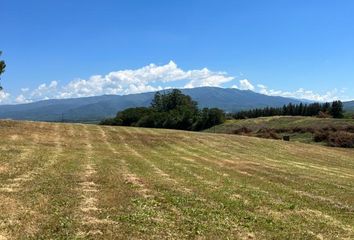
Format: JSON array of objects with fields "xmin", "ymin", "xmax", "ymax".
[
  {"xmin": 0, "ymin": 87, "xmax": 351, "ymax": 122},
  {"xmin": 344, "ymin": 101, "xmax": 354, "ymax": 112}
]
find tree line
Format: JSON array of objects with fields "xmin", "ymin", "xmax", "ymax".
[
  {"xmin": 100, "ymin": 89, "xmax": 226, "ymax": 131},
  {"xmin": 231, "ymin": 101, "xmax": 344, "ymax": 119}
]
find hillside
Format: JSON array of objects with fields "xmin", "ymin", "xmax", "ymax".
[
  {"xmin": 344, "ymin": 101, "xmax": 354, "ymax": 112},
  {"xmin": 0, "ymin": 87, "xmax": 303, "ymax": 122},
  {"xmin": 206, "ymin": 116, "xmax": 354, "ymax": 134},
  {"xmin": 205, "ymin": 116, "xmax": 354, "ymax": 144},
  {"xmin": 0, "ymin": 120, "xmax": 353, "ymax": 239}
]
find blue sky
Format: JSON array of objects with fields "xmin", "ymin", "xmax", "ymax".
[{"xmin": 1, "ymin": 0, "xmax": 354, "ymax": 104}]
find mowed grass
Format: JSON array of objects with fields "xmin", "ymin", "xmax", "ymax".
[{"xmin": 0, "ymin": 120, "xmax": 353, "ymax": 239}]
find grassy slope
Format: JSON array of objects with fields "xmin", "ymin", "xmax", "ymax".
[
  {"xmin": 0, "ymin": 120, "xmax": 353, "ymax": 239},
  {"xmin": 205, "ymin": 116, "xmax": 354, "ymax": 143}
]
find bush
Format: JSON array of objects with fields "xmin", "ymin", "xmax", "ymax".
[
  {"xmin": 327, "ymin": 131, "xmax": 354, "ymax": 148},
  {"xmin": 136, "ymin": 114, "xmax": 157, "ymax": 128},
  {"xmin": 292, "ymin": 127, "xmax": 303, "ymax": 133},
  {"xmin": 116, "ymin": 107, "xmax": 154, "ymax": 126},
  {"xmin": 99, "ymin": 117, "xmax": 122, "ymax": 126},
  {"xmin": 232, "ymin": 127, "xmax": 252, "ymax": 135},
  {"xmin": 317, "ymin": 111, "xmax": 331, "ymax": 118},
  {"xmin": 275, "ymin": 128, "xmax": 291, "ymax": 133},
  {"xmin": 256, "ymin": 128, "xmax": 281, "ymax": 140},
  {"xmin": 346, "ymin": 126, "xmax": 354, "ymax": 133},
  {"xmin": 313, "ymin": 130, "xmax": 329, "ymax": 142}
]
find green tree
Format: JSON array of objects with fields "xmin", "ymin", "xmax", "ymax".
[
  {"xmin": 115, "ymin": 107, "xmax": 153, "ymax": 126},
  {"xmin": 0, "ymin": 51, "xmax": 6, "ymax": 90},
  {"xmin": 151, "ymin": 89, "xmax": 198, "ymax": 113},
  {"xmin": 101, "ymin": 89, "xmax": 225, "ymax": 131},
  {"xmin": 330, "ymin": 100, "xmax": 344, "ymax": 118}
]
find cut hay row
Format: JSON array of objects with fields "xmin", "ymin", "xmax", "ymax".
[{"xmin": 75, "ymin": 124, "xmax": 116, "ymax": 238}]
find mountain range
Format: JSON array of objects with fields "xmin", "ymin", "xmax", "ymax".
[
  {"xmin": 344, "ymin": 101, "xmax": 354, "ymax": 112},
  {"xmin": 0, "ymin": 87, "xmax": 352, "ymax": 122}
]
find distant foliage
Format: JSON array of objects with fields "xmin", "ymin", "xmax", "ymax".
[
  {"xmin": 0, "ymin": 51, "xmax": 6, "ymax": 90},
  {"xmin": 314, "ymin": 130, "xmax": 354, "ymax": 148},
  {"xmin": 330, "ymin": 101, "xmax": 344, "ymax": 118},
  {"xmin": 231, "ymin": 101, "xmax": 344, "ymax": 119},
  {"xmin": 100, "ymin": 89, "xmax": 225, "ymax": 131}
]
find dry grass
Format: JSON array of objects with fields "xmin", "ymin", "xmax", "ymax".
[{"xmin": 0, "ymin": 120, "xmax": 353, "ymax": 239}]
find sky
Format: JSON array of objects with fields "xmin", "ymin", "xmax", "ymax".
[{"xmin": 1, "ymin": 0, "xmax": 354, "ymax": 104}]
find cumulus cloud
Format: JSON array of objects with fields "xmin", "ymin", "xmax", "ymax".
[
  {"xmin": 239, "ymin": 79, "xmax": 255, "ymax": 90},
  {"xmin": 256, "ymin": 84, "xmax": 341, "ymax": 102},
  {"xmin": 2, "ymin": 61, "xmax": 349, "ymax": 104},
  {"xmin": 15, "ymin": 94, "xmax": 32, "ymax": 104},
  {"xmin": 30, "ymin": 80, "xmax": 58, "ymax": 100},
  {"xmin": 12, "ymin": 61, "xmax": 235, "ymax": 103},
  {"xmin": 230, "ymin": 79, "xmax": 255, "ymax": 90},
  {"xmin": 183, "ymin": 68, "xmax": 234, "ymax": 88},
  {"xmin": 0, "ymin": 90, "xmax": 10, "ymax": 103}
]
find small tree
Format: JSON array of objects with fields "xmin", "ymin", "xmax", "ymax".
[{"xmin": 0, "ymin": 51, "xmax": 6, "ymax": 90}]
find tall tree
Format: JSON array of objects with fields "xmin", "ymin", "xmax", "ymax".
[
  {"xmin": 0, "ymin": 51, "xmax": 6, "ymax": 90},
  {"xmin": 330, "ymin": 100, "xmax": 344, "ymax": 118}
]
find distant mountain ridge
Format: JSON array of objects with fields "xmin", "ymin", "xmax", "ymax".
[
  {"xmin": 0, "ymin": 87, "xmax": 351, "ymax": 122},
  {"xmin": 344, "ymin": 101, "xmax": 354, "ymax": 112}
]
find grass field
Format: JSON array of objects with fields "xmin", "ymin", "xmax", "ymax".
[{"xmin": 0, "ymin": 120, "xmax": 353, "ymax": 239}]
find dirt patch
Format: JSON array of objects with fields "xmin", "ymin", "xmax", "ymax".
[
  {"xmin": 0, "ymin": 165, "xmax": 8, "ymax": 174},
  {"xmin": 123, "ymin": 173, "xmax": 151, "ymax": 198}
]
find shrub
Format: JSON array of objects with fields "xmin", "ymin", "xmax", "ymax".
[
  {"xmin": 116, "ymin": 107, "xmax": 154, "ymax": 126},
  {"xmin": 313, "ymin": 130, "xmax": 329, "ymax": 142},
  {"xmin": 232, "ymin": 127, "xmax": 252, "ymax": 135},
  {"xmin": 317, "ymin": 111, "xmax": 331, "ymax": 118},
  {"xmin": 327, "ymin": 131, "xmax": 354, "ymax": 148},
  {"xmin": 291, "ymin": 127, "xmax": 302, "ymax": 133},
  {"xmin": 346, "ymin": 126, "xmax": 354, "ymax": 133},
  {"xmin": 289, "ymin": 127, "xmax": 315, "ymax": 133},
  {"xmin": 99, "ymin": 117, "xmax": 122, "ymax": 126},
  {"xmin": 256, "ymin": 128, "xmax": 281, "ymax": 140},
  {"xmin": 275, "ymin": 128, "xmax": 291, "ymax": 133}
]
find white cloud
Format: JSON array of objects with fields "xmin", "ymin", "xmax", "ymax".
[
  {"xmin": 256, "ymin": 84, "xmax": 341, "ymax": 102},
  {"xmin": 231, "ymin": 79, "xmax": 255, "ymax": 90},
  {"xmin": 58, "ymin": 61, "xmax": 233, "ymax": 98},
  {"xmin": 2, "ymin": 61, "xmax": 350, "ymax": 104},
  {"xmin": 0, "ymin": 90, "xmax": 10, "ymax": 103},
  {"xmin": 30, "ymin": 80, "xmax": 58, "ymax": 100},
  {"xmin": 239, "ymin": 79, "xmax": 255, "ymax": 90},
  {"xmin": 12, "ymin": 61, "xmax": 235, "ymax": 103},
  {"xmin": 183, "ymin": 68, "xmax": 234, "ymax": 88},
  {"xmin": 21, "ymin": 88, "xmax": 29, "ymax": 92},
  {"xmin": 15, "ymin": 94, "xmax": 32, "ymax": 104}
]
